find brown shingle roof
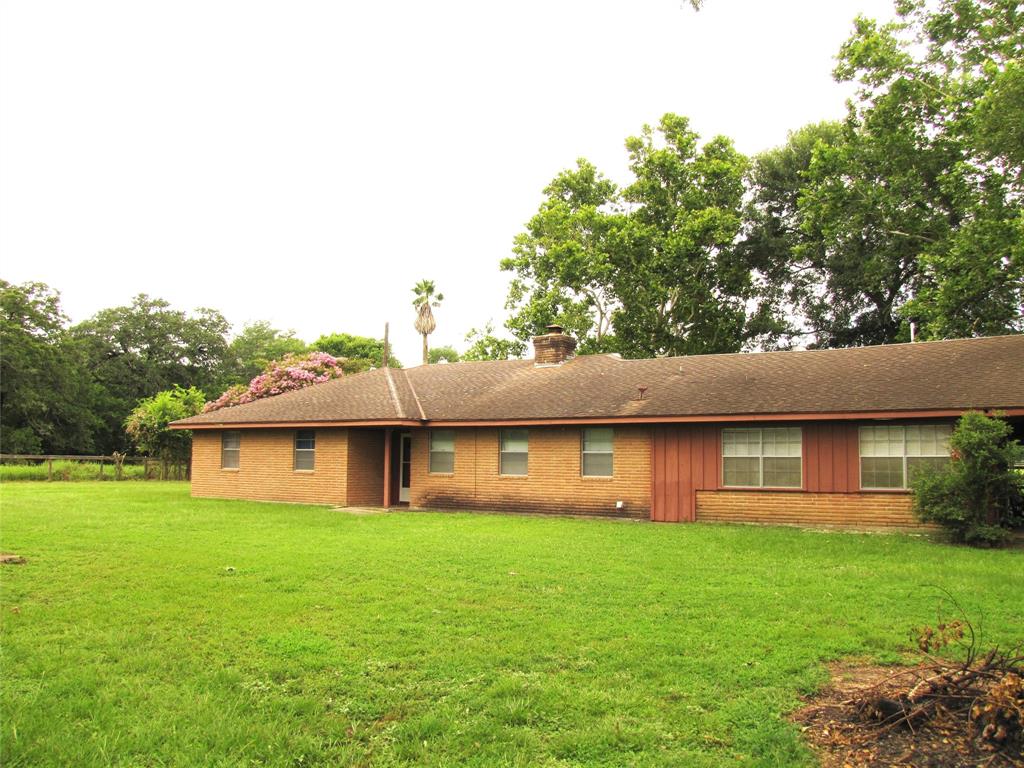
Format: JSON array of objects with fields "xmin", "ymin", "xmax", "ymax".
[{"xmin": 173, "ymin": 335, "xmax": 1024, "ymax": 427}]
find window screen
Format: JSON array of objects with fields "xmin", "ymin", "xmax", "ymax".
[
  {"xmin": 429, "ymin": 429, "xmax": 455, "ymax": 473},
  {"xmin": 581, "ymin": 428, "xmax": 613, "ymax": 477},
  {"xmin": 221, "ymin": 431, "xmax": 240, "ymax": 469},
  {"xmin": 722, "ymin": 427, "xmax": 801, "ymax": 488},
  {"xmin": 294, "ymin": 429, "xmax": 316, "ymax": 471},
  {"xmin": 499, "ymin": 429, "xmax": 528, "ymax": 476},
  {"xmin": 860, "ymin": 424, "xmax": 951, "ymax": 489}
]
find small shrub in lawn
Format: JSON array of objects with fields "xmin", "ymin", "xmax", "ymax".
[{"xmin": 912, "ymin": 411, "xmax": 1024, "ymax": 546}]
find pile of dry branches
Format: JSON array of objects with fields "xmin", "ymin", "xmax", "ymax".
[{"xmin": 857, "ymin": 603, "xmax": 1023, "ymax": 757}]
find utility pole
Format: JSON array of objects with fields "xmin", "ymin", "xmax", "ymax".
[{"xmin": 383, "ymin": 322, "xmax": 390, "ymax": 368}]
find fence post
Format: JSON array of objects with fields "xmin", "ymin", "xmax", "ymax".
[
  {"xmin": 161, "ymin": 459, "xmax": 168, "ymax": 481},
  {"xmin": 98, "ymin": 458, "xmax": 104, "ymax": 479},
  {"xmin": 47, "ymin": 458, "xmax": 53, "ymax": 481}
]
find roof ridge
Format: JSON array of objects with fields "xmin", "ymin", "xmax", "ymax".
[
  {"xmin": 401, "ymin": 368, "xmax": 427, "ymax": 420},
  {"xmin": 640, "ymin": 334, "xmax": 1024, "ymax": 364},
  {"xmin": 382, "ymin": 367, "xmax": 406, "ymax": 419}
]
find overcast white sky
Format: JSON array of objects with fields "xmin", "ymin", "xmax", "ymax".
[{"xmin": 0, "ymin": 0, "xmax": 897, "ymax": 366}]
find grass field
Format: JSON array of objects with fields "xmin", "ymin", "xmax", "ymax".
[
  {"xmin": 0, "ymin": 461, "xmax": 149, "ymax": 482},
  {"xmin": 1, "ymin": 483, "xmax": 1021, "ymax": 767}
]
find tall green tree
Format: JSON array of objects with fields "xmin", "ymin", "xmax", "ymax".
[
  {"xmin": 312, "ymin": 332, "xmax": 401, "ymax": 372},
  {"xmin": 462, "ymin": 322, "xmax": 527, "ymax": 361},
  {"xmin": 0, "ymin": 280, "xmax": 97, "ymax": 453},
  {"xmin": 412, "ymin": 280, "xmax": 443, "ymax": 365},
  {"xmin": 738, "ymin": 121, "xmax": 844, "ymax": 345},
  {"xmin": 504, "ymin": 114, "xmax": 761, "ymax": 358},
  {"xmin": 790, "ymin": 0, "xmax": 1023, "ymax": 346},
  {"xmin": 427, "ymin": 345, "xmax": 460, "ymax": 364},
  {"xmin": 72, "ymin": 295, "xmax": 230, "ymax": 452},
  {"xmin": 502, "ymin": 160, "xmax": 623, "ymax": 353},
  {"xmin": 221, "ymin": 321, "xmax": 307, "ymax": 388},
  {"xmin": 614, "ymin": 114, "xmax": 755, "ymax": 356}
]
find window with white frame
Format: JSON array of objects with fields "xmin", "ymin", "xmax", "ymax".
[
  {"xmin": 581, "ymin": 428, "xmax": 613, "ymax": 477},
  {"xmin": 859, "ymin": 424, "xmax": 952, "ymax": 489},
  {"xmin": 294, "ymin": 429, "xmax": 316, "ymax": 471},
  {"xmin": 499, "ymin": 429, "xmax": 528, "ymax": 476},
  {"xmin": 221, "ymin": 431, "xmax": 240, "ymax": 469},
  {"xmin": 429, "ymin": 429, "xmax": 455, "ymax": 473},
  {"xmin": 722, "ymin": 427, "xmax": 802, "ymax": 488}
]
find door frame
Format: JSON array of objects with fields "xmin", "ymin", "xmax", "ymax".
[{"xmin": 398, "ymin": 432, "xmax": 412, "ymax": 503}]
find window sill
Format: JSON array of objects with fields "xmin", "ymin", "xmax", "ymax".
[
  {"xmin": 719, "ymin": 485, "xmax": 804, "ymax": 492},
  {"xmin": 860, "ymin": 487, "xmax": 912, "ymax": 494},
  {"xmin": 221, "ymin": 467, "xmax": 240, "ymax": 472},
  {"xmin": 582, "ymin": 475, "xmax": 614, "ymax": 481},
  {"xmin": 428, "ymin": 472, "xmax": 455, "ymax": 477},
  {"xmin": 293, "ymin": 470, "xmax": 315, "ymax": 474},
  {"xmin": 498, "ymin": 474, "xmax": 528, "ymax": 479}
]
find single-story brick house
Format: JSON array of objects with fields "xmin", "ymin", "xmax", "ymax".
[{"xmin": 171, "ymin": 329, "xmax": 1024, "ymax": 529}]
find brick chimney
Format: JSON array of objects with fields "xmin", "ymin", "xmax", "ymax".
[{"xmin": 532, "ymin": 324, "xmax": 577, "ymax": 366}]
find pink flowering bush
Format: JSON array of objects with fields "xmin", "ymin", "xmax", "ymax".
[{"xmin": 204, "ymin": 351, "xmax": 344, "ymax": 412}]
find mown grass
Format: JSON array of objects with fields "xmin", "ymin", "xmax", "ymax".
[
  {"xmin": 0, "ymin": 461, "xmax": 149, "ymax": 482},
  {"xmin": 1, "ymin": 483, "xmax": 1021, "ymax": 767}
]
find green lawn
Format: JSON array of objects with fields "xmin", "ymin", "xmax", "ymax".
[{"xmin": 1, "ymin": 483, "xmax": 1021, "ymax": 767}]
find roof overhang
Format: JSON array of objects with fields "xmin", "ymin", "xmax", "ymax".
[
  {"xmin": 169, "ymin": 419, "xmax": 423, "ymax": 430},
  {"xmin": 168, "ymin": 407, "xmax": 1024, "ymax": 431}
]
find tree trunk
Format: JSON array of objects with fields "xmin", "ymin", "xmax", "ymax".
[{"xmin": 422, "ymin": 333, "xmax": 429, "ymax": 366}]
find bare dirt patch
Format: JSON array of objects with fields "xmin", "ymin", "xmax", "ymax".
[{"xmin": 793, "ymin": 661, "xmax": 1022, "ymax": 767}]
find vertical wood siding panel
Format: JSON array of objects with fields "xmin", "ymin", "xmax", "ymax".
[
  {"xmin": 823, "ymin": 423, "xmax": 831, "ymax": 489},
  {"xmin": 667, "ymin": 428, "xmax": 680, "ymax": 522},
  {"xmin": 833, "ymin": 423, "xmax": 847, "ymax": 492},
  {"xmin": 845, "ymin": 423, "xmax": 861, "ymax": 493},
  {"xmin": 817, "ymin": 423, "xmax": 830, "ymax": 492},
  {"xmin": 803, "ymin": 424, "xmax": 814, "ymax": 492},
  {"xmin": 704, "ymin": 426, "xmax": 719, "ymax": 491},
  {"xmin": 649, "ymin": 429, "xmax": 657, "ymax": 521},
  {"xmin": 810, "ymin": 423, "xmax": 824, "ymax": 492},
  {"xmin": 675, "ymin": 427, "xmax": 685, "ymax": 523},
  {"xmin": 652, "ymin": 428, "xmax": 665, "ymax": 522}
]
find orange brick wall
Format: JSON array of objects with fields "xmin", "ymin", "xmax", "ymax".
[
  {"xmin": 408, "ymin": 426, "xmax": 651, "ymax": 517},
  {"xmin": 191, "ymin": 428, "xmax": 348, "ymax": 505},
  {"xmin": 695, "ymin": 490, "xmax": 928, "ymax": 530},
  {"xmin": 346, "ymin": 429, "xmax": 385, "ymax": 506}
]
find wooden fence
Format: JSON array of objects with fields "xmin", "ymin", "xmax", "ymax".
[{"xmin": 0, "ymin": 454, "xmax": 190, "ymax": 481}]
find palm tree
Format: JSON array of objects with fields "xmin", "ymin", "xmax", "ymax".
[{"xmin": 412, "ymin": 279, "xmax": 444, "ymax": 366}]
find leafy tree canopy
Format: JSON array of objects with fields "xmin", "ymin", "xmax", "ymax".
[
  {"xmin": 785, "ymin": 0, "xmax": 1024, "ymax": 346},
  {"xmin": 428, "ymin": 345, "xmax": 461, "ymax": 364},
  {"xmin": 504, "ymin": 114, "xmax": 760, "ymax": 358},
  {"xmin": 124, "ymin": 385, "xmax": 205, "ymax": 462},
  {"xmin": 72, "ymin": 294, "xmax": 229, "ymax": 451},
  {"xmin": 462, "ymin": 322, "xmax": 527, "ymax": 361},
  {"xmin": 222, "ymin": 321, "xmax": 307, "ymax": 389},
  {"xmin": 0, "ymin": 279, "xmax": 97, "ymax": 453},
  {"xmin": 312, "ymin": 332, "xmax": 401, "ymax": 372}
]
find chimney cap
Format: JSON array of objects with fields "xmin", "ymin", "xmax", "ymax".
[{"xmin": 545, "ymin": 324, "xmax": 564, "ymax": 334}]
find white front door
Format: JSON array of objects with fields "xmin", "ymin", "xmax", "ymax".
[{"xmin": 399, "ymin": 433, "xmax": 412, "ymax": 503}]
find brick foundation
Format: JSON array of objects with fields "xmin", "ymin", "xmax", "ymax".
[{"xmin": 695, "ymin": 489, "xmax": 927, "ymax": 530}]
